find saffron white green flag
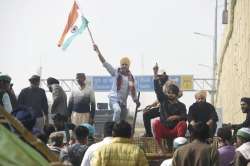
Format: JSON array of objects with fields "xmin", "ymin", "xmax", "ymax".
[{"xmin": 58, "ymin": 0, "xmax": 88, "ymax": 50}]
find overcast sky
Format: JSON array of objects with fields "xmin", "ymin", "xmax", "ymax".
[{"xmin": 0, "ymin": 0, "xmax": 226, "ymax": 111}]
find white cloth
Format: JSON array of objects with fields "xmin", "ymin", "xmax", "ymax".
[
  {"xmin": 103, "ymin": 62, "xmax": 131, "ymax": 106},
  {"xmin": 236, "ymin": 142, "xmax": 250, "ymax": 160},
  {"xmin": 109, "ymin": 101, "xmax": 128, "ymax": 122},
  {"xmin": 2, "ymin": 92, "xmax": 12, "ymax": 113},
  {"xmin": 161, "ymin": 158, "xmax": 173, "ymax": 166},
  {"xmin": 80, "ymin": 137, "xmax": 113, "ymax": 166}
]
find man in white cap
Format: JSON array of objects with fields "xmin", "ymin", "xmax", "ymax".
[
  {"xmin": 160, "ymin": 137, "xmax": 188, "ymax": 166},
  {"xmin": 93, "ymin": 44, "xmax": 140, "ymax": 122},
  {"xmin": 232, "ymin": 127, "xmax": 250, "ymax": 166}
]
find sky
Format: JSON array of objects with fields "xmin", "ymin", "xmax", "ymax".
[{"xmin": 0, "ymin": 0, "xmax": 226, "ymax": 115}]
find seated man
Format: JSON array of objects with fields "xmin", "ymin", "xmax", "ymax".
[
  {"xmin": 151, "ymin": 64, "xmax": 187, "ymax": 153},
  {"xmin": 142, "ymin": 100, "xmax": 160, "ymax": 137},
  {"xmin": 142, "ymin": 69, "xmax": 169, "ymax": 137},
  {"xmin": 188, "ymin": 90, "xmax": 218, "ymax": 137},
  {"xmin": 232, "ymin": 97, "xmax": 250, "ymax": 130}
]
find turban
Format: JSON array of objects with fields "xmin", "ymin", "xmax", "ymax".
[
  {"xmin": 195, "ymin": 90, "xmax": 207, "ymax": 99},
  {"xmin": 120, "ymin": 57, "xmax": 130, "ymax": 66}
]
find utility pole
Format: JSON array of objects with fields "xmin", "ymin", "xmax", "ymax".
[{"xmin": 211, "ymin": 0, "xmax": 218, "ymax": 105}]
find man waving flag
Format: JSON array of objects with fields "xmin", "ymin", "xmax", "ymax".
[{"xmin": 58, "ymin": 0, "xmax": 89, "ymax": 50}]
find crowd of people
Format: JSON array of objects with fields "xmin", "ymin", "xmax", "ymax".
[{"xmin": 0, "ymin": 44, "xmax": 250, "ymax": 165}]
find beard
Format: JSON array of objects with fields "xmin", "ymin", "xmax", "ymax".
[
  {"xmin": 241, "ymin": 109, "xmax": 248, "ymax": 113},
  {"xmin": 196, "ymin": 102, "xmax": 207, "ymax": 110}
]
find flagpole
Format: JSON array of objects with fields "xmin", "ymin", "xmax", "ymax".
[{"xmin": 86, "ymin": 25, "xmax": 95, "ymax": 45}]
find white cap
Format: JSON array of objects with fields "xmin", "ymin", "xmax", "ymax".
[{"xmin": 173, "ymin": 137, "xmax": 188, "ymax": 149}]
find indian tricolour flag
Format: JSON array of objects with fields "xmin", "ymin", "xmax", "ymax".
[{"xmin": 58, "ymin": 0, "xmax": 88, "ymax": 50}]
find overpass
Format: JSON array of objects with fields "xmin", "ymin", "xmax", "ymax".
[{"xmin": 40, "ymin": 75, "xmax": 215, "ymax": 93}]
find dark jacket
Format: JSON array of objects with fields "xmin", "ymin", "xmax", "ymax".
[
  {"xmin": 18, "ymin": 87, "xmax": 48, "ymax": 118},
  {"xmin": 172, "ymin": 140, "xmax": 219, "ymax": 166},
  {"xmin": 188, "ymin": 102, "xmax": 218, "ymax": 123},
  {"xmin": 240, "ymin": 111, "xmax": 250, "ymax": 128},
  {"xmin": 154, "ymin": 79, "xmax": 187, "ymax": 128}
]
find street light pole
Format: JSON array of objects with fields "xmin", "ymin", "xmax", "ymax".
[
  {"xmin": 211, "ymin": 0, "xmax": 218, "ymax": 105},
  {"xmin": 193, "ymin": 0, "xmax": 218, "ymax": 105}
]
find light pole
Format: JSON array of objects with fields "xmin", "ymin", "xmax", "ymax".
[
  {"xmin": 193, "ymin": 0, "xmax": 218, "ymax": 105},
  {"xmin": 212, "ymin": 0, "xmax": 218, "ymax": 105}
]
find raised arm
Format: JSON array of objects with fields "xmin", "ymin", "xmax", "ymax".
[
  {"xmin": 93, "ymin": 44, "xmax": 116, "ymax": 76},
  {"xmin": 93, "ymin": 44, "xmax": 106, "ymax": 63},
  {"xmin": 153, "ymin": 64, "xmax": 166, "ymax": 102}
]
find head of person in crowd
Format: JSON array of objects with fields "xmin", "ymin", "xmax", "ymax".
[
  {"xmin": 158, "ymin": 69, "xmax": 169, "ymax": 86},
  {"xmin": 112, "ymin": 120, "xmax": 132, "ymax": 138},
  {"xmin": 29, "ymin": 75, "xmax": 40, "ymax": 87},
  {"xmin": 120, "ymin": 57, "xmax": 130, "ymax": 73},
  {"xmin": 173, "ymin": 137, "xmax": 188, "ymax": 150},
  {"xmin": 103, "ymin": 121, "xmax": 115, "ymax": 137},
  {"xmin": 12, "ymin": 105, "xmax": 36, "ymax": 131},
  {"xmin": 195, "ymin": 90, "xmax": 207, "ymax": 103},
  {"xmin": 190, "ymin": 122, "xmax": 210, "ymax": 142},
  {"xmin": 0, "ymin": 73, "xmax": 11, "ymax": 91},
  {"xmin": 46, "ymin": 77, "xmax": 59, "ymax": 92},
  {"xmin": 240, "ymin": 97, "xmax": 250, "ymax": 113},
  {"xmin": 44, "ymin": 124, "xmax": 56, "ymax": 139},
  {"xmin": 74, "ymin": 125, "xmax": 89, "ymax": 145},
  {"xmin": 52, "ymin": 113, "xmax": 66, "ymax": 131},
  {"xmin": 49, "ymin": 132, "xmax": 64, "ymax": 147},
  {"xmin": 80, "ymin": 123, "xmax": 95, "ymax": 138},
  {"xmin": 236, "ymin": 127, "xmax": 250, "ymax": 147},
  {"xmin": 35, "ymin": 131, "xmax": 48, "ymax": 144},
  {"xmin": 76, "ymin": 73, "xmax": 86, "ymax": 87},
  {"xmin": 217, "ymin": 127, "xmax": 233, "ymax": 147},
  {"xmin": 162, "ymin": 83, "xmax": 179, "ymax": 101}
]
